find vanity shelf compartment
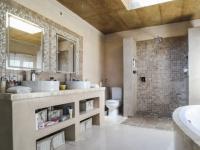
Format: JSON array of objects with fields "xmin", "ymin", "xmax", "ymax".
[
  {"xmin": 79, "ymin": 97, "xmax": 99, "ymax": 114},
  {"xmin": 37, "ymin": 131, "xmax": 65, "ymax": 150},
  {"xmin": 35, "ymin": 103, "xmax": 75, "ymax": 131},
  {"xmin": 80, "ymin": 113, "xmax": 101, "ymax": 133},
  {"xmin": 80, "ymin": 117, "xmax": 93, "ymax": 133},
  {"xmin": 35, "ymin": 118, "xmax": 76, "ymax": 139},
  {"xmin": 36, "ymin": 124, "xmax": 76, "ymax": 150},
  {"xmin": 79, "ymin": 108, "xmax": 100, "ymax": 122}
]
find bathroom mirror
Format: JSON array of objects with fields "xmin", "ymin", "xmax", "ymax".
[
  {"xmin": 56, "ymin": 34, "xmax": 76, "ymax": 73},
  {"xmin": 7, "ymin": 13, "xmax": 44, "ymax": 70}
]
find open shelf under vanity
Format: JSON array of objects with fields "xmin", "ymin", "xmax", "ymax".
[{"xmin": 33, "ymin": 90, "xmax": 104, "ymax": 150}]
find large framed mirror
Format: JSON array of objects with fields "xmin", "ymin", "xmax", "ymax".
[
  {"xmin": 6, "ymin": 13, "xmax": 44, "ymax": 70},
  {"xmin": 56, "ymin": 34, "xmax": 77, "ymax": 73}
]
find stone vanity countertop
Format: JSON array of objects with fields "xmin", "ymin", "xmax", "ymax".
[{"xmin": 0, "ymin": 87, "xmax": 105, "ymax": 101}]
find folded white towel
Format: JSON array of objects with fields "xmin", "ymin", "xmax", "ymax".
[{"xmin": 7, "ymin": 86, "xmax": 32, "ymax": 94}]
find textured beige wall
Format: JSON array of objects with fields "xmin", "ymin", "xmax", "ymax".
[
  {"xmin": 104, "ymin": 37, "xmax": 123, "ymax": 87},
  {"xmin": 14, "ymin": 0, "xmax": 105, "ymax": 84},
  {"xmin": 123, "ymin": 37, "xmax": 137, "ymax": 117}
]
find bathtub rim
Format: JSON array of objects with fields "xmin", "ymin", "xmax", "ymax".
[{"xmin": 173, "ymin": 105, "xmax": 200, "ymax": 147}]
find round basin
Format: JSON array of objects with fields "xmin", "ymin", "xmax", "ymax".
[{"xmin": 22, "ymin": 81, "xmax": 60, "ymax": 92}]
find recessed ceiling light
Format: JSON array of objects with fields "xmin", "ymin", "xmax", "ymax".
[
  {"xmin": 9, "ymin": 15, "xmax": 42, "ymax": 34},
  {"xmin": 121, "ymin": 0, "xmax": 173, "ymax": 10}
]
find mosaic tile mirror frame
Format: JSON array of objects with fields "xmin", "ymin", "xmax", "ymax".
[{"xmin": 0, "ymin": 0, "xmax": 83, "ymax": 78}]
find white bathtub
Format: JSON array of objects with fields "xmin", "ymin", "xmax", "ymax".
[{"xmin": 173, "ymin": 105, "xmax": 200, "ymax": 149}]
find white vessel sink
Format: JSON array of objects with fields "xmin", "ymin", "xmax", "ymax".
[
  {"xmin": 22, "ymin": 81, "xmax": 60, "ymax": 92},
  {"xmin": 66, "ymin": 81, "xmax": 91, "ymax": 89}
]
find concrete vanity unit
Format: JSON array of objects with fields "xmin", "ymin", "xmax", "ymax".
[{"xmin": 0, "ymin": 88, "xmax": 105, "ymax": 150}]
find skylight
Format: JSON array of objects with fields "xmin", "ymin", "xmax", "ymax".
[
  {"xmin": 121, "ymin": 0, "xmax": 173, "ymax": 10},
  {"xmin": 9, "ymin": 15, "xmax": 42, "ymax": 34}
]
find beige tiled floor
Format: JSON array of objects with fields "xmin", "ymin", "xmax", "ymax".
[{"xmin": 58, "ymin": 116, "xmax": 174, "ymax": 150}]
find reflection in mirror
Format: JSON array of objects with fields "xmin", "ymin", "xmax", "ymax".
[
  {"xmin": 7, "ymin": 13, "xmax": 43, "ymax": 70},
  {"xmin": 57, "ymin": 34, "xmax": 75, "ymax": 73}
]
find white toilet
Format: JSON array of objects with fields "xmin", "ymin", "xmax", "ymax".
[{"xmin": 106, "ymin": 87, "xmax": 122, "ymax": 117}]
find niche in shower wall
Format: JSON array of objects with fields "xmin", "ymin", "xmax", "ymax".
[{"xmin": 136, "ymin": 36, "xmax": 188, "ymax": 117}]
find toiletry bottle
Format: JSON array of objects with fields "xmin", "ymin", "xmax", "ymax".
[
  {"xmin": 0, "ymin": 77, "xmax": 6, "ymax": 93},
  {"xmin": 31, "ymin": 70, "xmax": 36, "ymax": 81},
  {"xmin": 69, "ymin": 106, "xmax": 73, "ymax": 119}
]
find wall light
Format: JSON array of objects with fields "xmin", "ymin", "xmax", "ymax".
[{"xmin": 121, "ymin": 0, "xmax": 173, "ymax": 10}]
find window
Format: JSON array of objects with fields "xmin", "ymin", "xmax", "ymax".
[
  {"xmin": 121, "ymin": 0, "xmax": 173, "ymax": 10},
  {"xmin": 9, "ymin": 53, "xmax": 36, "ymax": 68}
]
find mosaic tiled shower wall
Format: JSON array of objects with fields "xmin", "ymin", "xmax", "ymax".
[
  {"xmin": 0, "ymin": 0, "xmax": 83, "ymax": 81},
  {"xmin": 136, "ymin": 36, "xmax": 188, "ymax": 117}
]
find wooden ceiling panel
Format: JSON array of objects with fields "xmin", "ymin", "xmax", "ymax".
[
  {"xmin": 160, "ymin": 0, "xmax": 183, "ymax": 24},
  {"xmin": 108, "ymin": 12, "xmax": 128, "ymax": 32},
  {"xmin": 57, "ymin": 0, "xmax": 200, "ymax": 34},
  {"xmin": 58, "ymin": 0, "xmax": 97, "ymax": 18},
  {"xmin": 136, "ymin": 5, "xmax": 162, "ymax": 27},
  {"xmin": 118, "ymin": 10, "xmax": 142, "ymax": 29},
  {"xmin": 86, "ymin": 15, "xmax": 118, "ymax": 33},
  {"xmin": 183, "ymin": 0, "xmax": 200, "ymax": 20},
  {"xmin": 86, "ymin": 0, "xmax": 124, "ymax": 11}
]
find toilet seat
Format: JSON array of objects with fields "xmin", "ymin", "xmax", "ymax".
[
  {"xmin": 106, "ymin": 100, "xmax": 120, "ymax": 110},
  {"xmin": 106, "ymin": 99, "xmax": 120, "ymax": 104}
]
